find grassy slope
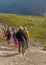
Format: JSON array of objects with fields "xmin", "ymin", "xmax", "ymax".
[{"xmin": 0, "ymin": 13, "xmax": 46, "ymax": 45}]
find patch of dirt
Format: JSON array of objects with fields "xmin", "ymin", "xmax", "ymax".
[{"xmin": 0, "ymin": 43, "xmax": 46, "ymax": 65}]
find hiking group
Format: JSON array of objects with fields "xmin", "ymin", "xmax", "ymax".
[{"xmin": 3, "ymin": 25, "xmax": 29, "ymax": 56}]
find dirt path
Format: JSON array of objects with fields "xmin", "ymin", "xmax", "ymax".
[
  {"xmin": 0, "ymin": 43, "xmax": 46, "ymax": 65},
  {"xmin": 0, "ymin": 23, "xmax": 46, "ymax": 65}
]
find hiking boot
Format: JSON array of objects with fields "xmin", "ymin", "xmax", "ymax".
[{"xmin": 24, "ymin": 50, "xmax": 28, "ymax": 55}]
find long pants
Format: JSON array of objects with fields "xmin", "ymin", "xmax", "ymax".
[
  {"xmin": 18, "ymin": 41, "xmax": 25, "ymax": 54},
  {"xmin": 26, "ymin": 39, "xmax": 28, "ymax": 49}
]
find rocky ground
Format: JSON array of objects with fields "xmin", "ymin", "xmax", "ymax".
[
  {"xmin": 0, "ymin": 42, "xmax": 46, "ymax": 65},
  {"xmin": 0, "ymin": 23, "xmax": 46, "ymax": 65}
]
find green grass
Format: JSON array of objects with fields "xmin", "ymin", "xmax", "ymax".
[
  {"xmin": 43, "ymin": 45, "xmax": 46, "ymax": 50},
  {"xmin": 0, "ymin": 13, "xmax": 46, "ymax": 45},
  {"xmin": 0, "ymin": 38, "xmax": 3, "ymax": 42}
]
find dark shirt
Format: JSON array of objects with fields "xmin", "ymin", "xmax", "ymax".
[{"xmin": 16, "ymin": 29, "xmax": 26, "ymax": 42}]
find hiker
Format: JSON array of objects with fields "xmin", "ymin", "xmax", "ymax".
[
  {"xmin": 6, "ymin": 25, "xmax": 12, "ymax": 44},
  {"xmin": 24, "ymin": 27, "xmax": 29, "ymax": 49},
  {"xmin": 13, "ymin": 30, "xmax": 18, "ymax": 48},
  {"xmin": 16, "ymin": 26, "xmax": 27, "ymax": 55}
]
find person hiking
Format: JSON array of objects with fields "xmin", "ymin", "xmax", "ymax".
[
  {"xmin": 24, "ymin": 27, "xmax": 29, "ymax": 49},
  {"xmin": 6, "ymin": 26, "xmax": 12, "ymax": 44},
  {"xmin": 16, "ymin": 26, "xmax": 27, "ymax": 55},
  {"xmin": 3, "ymin": 25, "xmax": 12, "ymax": 44},
  {"xmin": 13, "ymin": 30, "xmax": 18, "ymax": 48}
]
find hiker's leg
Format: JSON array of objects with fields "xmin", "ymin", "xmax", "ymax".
[
  {"xmin": 7, "ymin": 36, "xmax": 10, "ymax": 44},
  {"xmin": 16, "ymin": 42, "xmax": 18, "ymax": 48},
  {"xmin": 22, "ymin": 41, "xmax": 25, "ymax": 54},
  {"xmin": 18, "ymin": 42, "xmax": 21, "ymax": 53},
  {"xmin": 26, "ymin": 39, "xmax": 28, "ymax": 49},
  {"xmin": 8, "ymin": 39, "xmax": 10, "ymax": 44},
  {"xmin": 14, "ymin": 42, "xmax": 16, "ymax": 47}
]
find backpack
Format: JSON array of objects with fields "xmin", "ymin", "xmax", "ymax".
[
  {"xmin": 24, "ymin": 30, "xmax": 29, "ymax": 39},
  {"xmin": 4, "ymin": 31, "xmax": 8, "ymax": 37}
]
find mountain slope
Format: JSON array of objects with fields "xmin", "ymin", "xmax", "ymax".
[{"xmin": 0, "ymin": 13, "xmax": 46, "ymax": 44}]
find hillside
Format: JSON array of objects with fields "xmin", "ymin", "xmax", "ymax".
[
  {"xmin": 0, "ymin": 13, "xmax": 46, "ymax": 65},
  {"xmin": 0, "ymin": 13, "xmax": 46, "ymax": 45},
  {"xmin": 0, "ymin": 0, "xmax": 46, "ymax": 15}
]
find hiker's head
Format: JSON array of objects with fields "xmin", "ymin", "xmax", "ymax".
[
  {"xmin": 19, "ymin": 26, "xmax": 23, "ymax": 30},
  {"xmin": 24, "ymin": 27, "xmax": 27, "ymax": 30},
  {"xmin": 13, "ymin": 30, "xmax": 16, "ymax": 33},
  {"xmin": 7, "ymin": 25, "xmax": 10, "ymax": 29}
]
